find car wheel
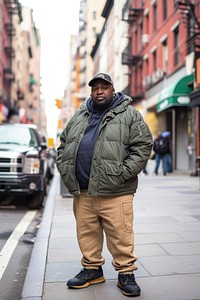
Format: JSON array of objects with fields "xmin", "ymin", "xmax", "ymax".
[{"xmin": 27, "ymin": 192, "xmax": 44, "ymax": 209}]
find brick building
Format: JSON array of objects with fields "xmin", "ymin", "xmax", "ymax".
[{"xmin": 0, "ymin": 1, "xmax": 46, "ymax": 132}]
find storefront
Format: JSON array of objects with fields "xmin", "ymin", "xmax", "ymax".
[{"xmin": 157, "ymin": 74, "xmax": 194, "ymax": 172}]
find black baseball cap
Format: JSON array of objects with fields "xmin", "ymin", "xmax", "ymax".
[{"xmin": 88, "ymin": 73, "xmax": 113, "ymax": 86}]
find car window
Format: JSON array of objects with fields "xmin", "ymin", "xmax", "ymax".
[
  {"xmin": 0, "ymin": 126, "xmax": 38, "ymax": 147},
  {"xmin": 29, "ymin": 129, "xmax": 39, "ymax": 147}
]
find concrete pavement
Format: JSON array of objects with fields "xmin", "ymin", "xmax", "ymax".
[{"xmin": 21, "ymin": 166, "xmax": 200, "ymax": 300}]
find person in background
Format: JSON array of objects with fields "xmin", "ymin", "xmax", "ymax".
[
  {"xmin": 162, "ymin": 131, "xmax": 172, "ymax": 174},
  {"xmin": 7, "ymin": 108, "xmax": 20, "ymax": 123},
  {"xmin": 56, "ymin": 73, "xmax": 152, "ymax": 297},
  {"xmin": 153, "ymin": 131, "xmax": 171, "ymax": 175},
  {"xmin": 142, "ymin": 162, "xmax": 148, "ymax": 175}
]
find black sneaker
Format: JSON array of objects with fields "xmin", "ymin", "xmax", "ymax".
[
  {"xmin": 67, "ymin": 267, "xmax": 105, "ymax": 289},
  {"xmin": 117, "ymin": 273, "xmax": 141, "ymax": 297}
]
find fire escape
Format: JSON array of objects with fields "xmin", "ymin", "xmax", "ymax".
[
  {"xmin": 121, "ymin": 0, "xmax": 144, "ymax": 99},
  {"xmin": 3, "ymin": 0, "xmax": 22, "ymax": 106},
  {"xmin": 176, "ymin": 0, "xmax": 200, "ymax": 53}
]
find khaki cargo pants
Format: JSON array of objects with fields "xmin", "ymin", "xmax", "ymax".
[{"xmin": 73, "ymin": 192, "xmax": 138, "ymax": 273}]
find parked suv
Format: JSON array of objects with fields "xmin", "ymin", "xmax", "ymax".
[{"xmin": 0, "ymin": 123, "xmax": 54, "ymax": 209}]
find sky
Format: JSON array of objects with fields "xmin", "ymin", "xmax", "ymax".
[{"xmin": 20, "ymin": 0, "xmax": 81, "ymax": 138}]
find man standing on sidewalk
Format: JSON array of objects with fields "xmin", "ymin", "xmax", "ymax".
[{"xmin": 56, "ymin": 73, "xmax": 152, "ymax": 297}]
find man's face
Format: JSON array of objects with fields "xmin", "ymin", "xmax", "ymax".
[{"xmin": 90, "ymin": 79, "xmax": 115, "ymax": 110}]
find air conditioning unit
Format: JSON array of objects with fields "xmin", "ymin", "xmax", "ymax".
[
  {"xmin": 156, "ymin": 69, "xmax": 164, "ymax": 79},
  {"xmin": 142, "ymin": 34, "xmax": 149, "ymax": 43},
  {"xmin": 143, "ymin": 75, "xmax": 152, "ymax": 88},
  {"xmin": 153, "ymin": 70, "xmax": 164, "ymax": 82}
]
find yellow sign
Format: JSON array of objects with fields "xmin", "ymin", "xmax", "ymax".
[
  {"xmin": 47, "ymin": 138, "xmax": 54, "ymax": 147},
  {"xmin": 55, "ymin": 99, "xmax": 63, "ymax": 109},
  {"xmin": 57, "ymin": 119, "xmax": 62, "ymax": 129}
]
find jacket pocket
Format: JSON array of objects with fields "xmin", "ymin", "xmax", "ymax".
[
  {"xmin": 59, "ymin": 161, "xmax": 77, "ymax": 193},
  {"xmin": 105, "ymin": 162, "xmax": 124, "ymax": 186},
  {"xmin": 60, "ymin": 163, "xmax": 67, "ymax": 176}
]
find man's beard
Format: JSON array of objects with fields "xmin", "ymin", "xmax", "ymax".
[{"xmin": 93, "ymin": 98, "xmax": 113, "ymax": 111}]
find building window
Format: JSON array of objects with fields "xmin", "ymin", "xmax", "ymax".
[
  {"xmin": 134, "ymin": 69, "xmax": 138, "ymax": 96},
  {"xmin": 153, "ymin": 3, "xmax": 157, "ymax": 32},
  {"xmin": 140, "ymin": 64, "xmax": 143, "ymax": 91},
  {"xmin": 140, "ymin": 23, "xmax": 143, "ymax": 51},
  {"xmin": 153, "ymin": 50, "xmax": 157, "ymax": 72},
  {"xmin": 135, "ymin": 30, "xmax": 138, "ymax": 53},
  {"xmin": 188, "ymin": 16, "xmax": 195, "ymax": 54},
  {"xmin": 162, "ymin": 39, "xmax": 168, "ymax": 72},
  {"xmin": 174, "ymin": 26, "xmax": 179, "ymax": 66},
  {"xmin": 174, "ymin": 0, "xmax": 178, "ymax": 9},
  {"xmin": 92, "ymin": 27, "xmax": 96, "ymax": 37},
  {"xmin": 163, "ymin": 0, "xmax": 167, "ymax": 20},
  {"xmin": 93, "ymin": 11, "xmax": 96, "ymax": 20},
  {"xmin": 146, "ymin": 58, "xmax": 149, "ymax": 75},
  {"xmin": 146, "ymin": 13, "xmax": 149, "ymax": 34}
]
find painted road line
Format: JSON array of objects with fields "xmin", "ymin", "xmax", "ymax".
[{"xmin": 0, "ymin": 210, "xmax": 37, "ymax": 280}]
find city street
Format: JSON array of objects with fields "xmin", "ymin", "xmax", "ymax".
[
  {"xmin": 21, "ymin": 163, "xmax": 200, "ymax": 300},
  {"xmin": 1, "ymin": 1, "xmax": 200, "ymax": 299}
]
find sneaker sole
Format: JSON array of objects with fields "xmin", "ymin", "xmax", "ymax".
[
  {"xmin": 68, "ymin": 276, "xmax": 105, "ymax": 289},
  {"xmin": 117, "ymin": 282, "xmax": 141, "ymax": 297}
]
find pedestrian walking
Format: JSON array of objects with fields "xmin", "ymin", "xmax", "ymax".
[
  {"xmin": 56, "ymin": 73, "xmax": 152, "ymax": 297},
  {"xmin": 142, "ymin": 162, "xmax": 148, "ymax": 175},
  {"xmin": 162, "ymin": 131, "xmax": 172, "ymax": 173},
  {"xmin": 153, "ymin": 131, "xmax": 170, "ymax": 175}
]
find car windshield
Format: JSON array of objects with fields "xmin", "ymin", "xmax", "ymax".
[{"xmin": 0, "ymin": 126, "xmax": 38, "ymax": 147}]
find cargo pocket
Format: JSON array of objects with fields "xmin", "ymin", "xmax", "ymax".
[{"xmin": 122, "ymin": 202, "xmax": 133, "ymax": 232}]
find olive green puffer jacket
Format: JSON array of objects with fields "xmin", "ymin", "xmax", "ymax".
[{"xmin": 56, "ymin": 95, "xmax": 152, "ymax": 196}]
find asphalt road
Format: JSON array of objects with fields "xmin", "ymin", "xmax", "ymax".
[{"xmin": 0, "ymin": 198, "xmax": 43, "ymax": 300}]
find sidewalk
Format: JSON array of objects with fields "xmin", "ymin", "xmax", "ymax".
[{"xmin": 21, "ymin": 168, "xmax": 200, "ymax": 300}]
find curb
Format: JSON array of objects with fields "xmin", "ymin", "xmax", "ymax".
[{"xmin": 21, "ymin": 173, "xmax": 59, "ymax": 299}]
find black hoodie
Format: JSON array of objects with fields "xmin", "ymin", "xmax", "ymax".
[{"xmin": 75, "ymin": 92, "xmax": 124, "ymax": 189}]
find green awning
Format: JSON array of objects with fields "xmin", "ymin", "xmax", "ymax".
[
  {"xmin": 157, "ymin": 74, "xmax": 194, "ymax": 113},
  {"xmin": 29, "ymin": 75, "xmax": 37, "ymax": 85}
]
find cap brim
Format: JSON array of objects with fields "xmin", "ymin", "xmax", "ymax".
[{"xmin": 88, "ymin": 78, "xmax": 112, "ymax": 86}]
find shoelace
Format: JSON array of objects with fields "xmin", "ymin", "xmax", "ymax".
[
  {"xmin": 120, "ymin": 274, "xmax": 136, "ymax": 285},
  {"xmin": 76, "ymin": 268, "xmax": 98, "ymax": 279}
]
